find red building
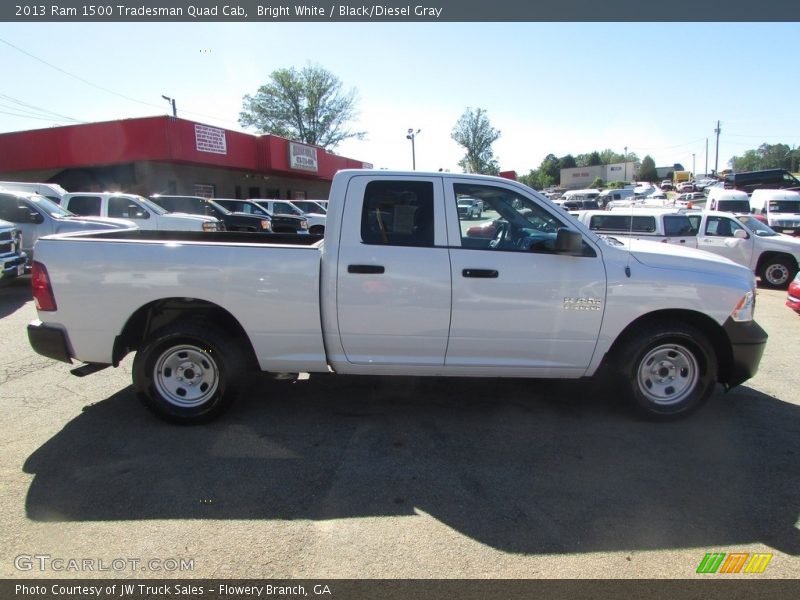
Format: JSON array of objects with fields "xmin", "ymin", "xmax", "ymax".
[{"xmin": 0, "ymin": 116, "xmax": 372, "ymax": 200}]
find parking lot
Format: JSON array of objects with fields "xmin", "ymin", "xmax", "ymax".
[{"xmin": 1, "ymin": 276, "xmax": 798, "ymax": 579}]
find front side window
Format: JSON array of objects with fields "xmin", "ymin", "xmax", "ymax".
[
  {"xmin": 455, "ymin": 183, "xmax": 569, "ymax": 253},
  {"xmin": 108, "ymin": 196, "xmax": 147, "ymax": 219},
  {"xmin": 705, "ymin": 216, "xmax": 745, "ymax": 237},
  {"xmin": 361, "ymin": 180, "xmax": 434, "ymax": 247}
]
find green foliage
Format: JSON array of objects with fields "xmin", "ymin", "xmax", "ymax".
[
  {"xmin": 730, "ymin": 143, "xmax": 795, "ymax": 171},
  {"xmin": 559, "ymin": 154, "xmax": 577, "ymax": 169},
  {"xmin": 590, "ymin": 177, "xmax": 605, "ymax": 189},
  {"xmin": 451, "ymin": 107, "xmax": 501, "ymax": 175},
  {"xmin": 607, "ymin": 180, "xmax": 626, "ymax": 189},
  {"xmin": 239, "ymin": 64, "xmax": 365, "ymax": 150},
  {"xmin": 637, "ymin": 155, "xmax": 658, "ymax": 182}
]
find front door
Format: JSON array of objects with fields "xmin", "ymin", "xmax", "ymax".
[{"xmin": 444, "ymin": 180, "xmax": 606, "ymax": 374}]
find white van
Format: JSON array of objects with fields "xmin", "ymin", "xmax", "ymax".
[
  {"xmin": 705, "ymin": 188, "xmax": 751, "ymax": 213},
  {"xmin": 0, "ymin": 181, "xmax": 67, "ymax": 205},
  {"xmin": 61, "ymin": 192, "xmax": 221, "ymax": 232},
  {"xmin": 597, "ymin": 188, "xmax": 635, "ymax": 207},
  {"xmin": 749, "ymin": 189, "xmax": 800, "ymax": 235}
]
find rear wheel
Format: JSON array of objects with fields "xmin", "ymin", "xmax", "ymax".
[
  {"xmin": 133, "ymin": 320, "xmax": 245, "ymax": 424},
  {"xmin": 759, "ymin": 256, "xmax": 796, "ymax": 289},
  {"xmin": 614, "ymin": 322, "xmax": 717, "ymax": 419}
]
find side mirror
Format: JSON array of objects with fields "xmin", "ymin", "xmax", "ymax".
[
  {"xmin": 555, "ymin": 227, "xmax": 583, "ymax": 254},
  {"xmin": 733, "ymin": 229, "xmax": 748, "ymax": 239},
  {"xmin": 30, "ymin": 212, "xmax": 44, "ymax": 224}
]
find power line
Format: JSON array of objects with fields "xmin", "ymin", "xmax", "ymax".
[
  {"xmin": 0, "ymin": 36, "xmax": 243, "ymax": 128},
  {"xmin": 0, "ymin": 93, "xmax": 84, "ymax": 123}
]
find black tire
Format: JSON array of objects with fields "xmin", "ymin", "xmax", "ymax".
[
  {"xmin": 133, "ymin": 320, "xmax": 246, "ymax": 424},
  {"xmin": 613, "ymin": 322, "xmax": 717, "ymax": 420},
  {"xmin": 310, "ymin": 225, "xmax": 325, "ymax": 235},
  {"xmin": 759, "ymin": 256, "xmax": 796, "ymax": 289}
]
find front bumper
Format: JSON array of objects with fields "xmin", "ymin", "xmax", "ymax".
[
  {"xmin": 27, "ymin": 321, "xmax": 73, "ymax": 363},
  {"xmin": 722, "ymin": 318, "xmax": 768, "ymax": 388},
  {"xmin": 1, "ymin": 252, "xmax": 27, "ymax": 280}
]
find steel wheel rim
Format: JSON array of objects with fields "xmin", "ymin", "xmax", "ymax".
[
  {"xmin": 636, "ymin": 343, "xmax": 699, "ymax": 406},
  {"xmin": 153, "ymin": 344, "xmax": 219, "ymax": 408},
  {"xmin": 765, "ymin": 264, "xmax": 789, "ymax": 286}
]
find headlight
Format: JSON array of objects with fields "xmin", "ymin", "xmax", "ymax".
[
  {"xmin": 300, "ymin": 220, "xmax": 309, "ymax": 230},
  {"xmin": 202, "ymin": 221, "xmax": 218, "ymax": 232},
  {"xmin": 731, "ymin": 290, "xmax": 755, "ymax": 322},
  {"xmin": 260, "ymin": 220, "xmax": 272, "ymax": 231}
]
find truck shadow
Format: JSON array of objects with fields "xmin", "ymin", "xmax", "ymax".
[
  {"xmin": 22, "ymin": 375, "xmax": 800, "ymax": 556},
  {"xmin": 0, "ymin": 276, "xmax": 31, "ymax": 319}
]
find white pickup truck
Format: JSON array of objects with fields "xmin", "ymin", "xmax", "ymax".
[{"xmin": 27, "ymin": 171, "xmax": 767, "ymax": 423}]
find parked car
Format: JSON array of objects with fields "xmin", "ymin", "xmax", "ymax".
[
  {"xmin": 0, "ymin": 218, "xmax": 27, "ymax": 282},
  {"xmin": 0, "ymin": 190, "xmax": 135, "ymax": 263},
  {"xmin": 214, "ymin": 199, "xmax": 309, "ymax": 234},
  {"xmin": 0, "ymin": 181, "xmax": 67, "ymax": 204},
  {"xmin": 706, "ymin": 188, "xmax": 751, "ymax": 213},
  {"xmin": 62, "ymin": 192, "xmax": 221, "ymax": 231},
  {"xmin": 677, "ymin": 182, "xmax": 695, "ymax": 193},
  {"xmin": 457, "ymin": 198, "xmax": 483, "ymax": 219},
  {"xmin": 724, "ymin": 169, "xmax": 800, "ymax": 194},
  {"xmin": 674, "ymin": 192, "xmax": 705, "ymax": 208},
  {"xmin": 291, "ymin": 200, "xmax": 328, "ymax": 215},
  {"xmin": 660, "ymin": 180, "xmax": 673, "ymax": 191},
  {"xmin": 787, "ymin": 271, "xmax": 800, "ymax": 314},
  {"xmin": 749, "ymin": 189, "xmax": 800, "ymax": 235},
  {"xmin": 574, "ymin": 209, "xmax": 697, "ymax": 247},
  {"xmin": 149, "ymin": 195, "xmax": 271, "ymax": 232},
  {"xmin": 253, "ymin": 199, "xmax": 326, "ymax": 235}
]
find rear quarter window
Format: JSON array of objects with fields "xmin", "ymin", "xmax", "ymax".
[{"xmin": 588, "ymin": 214, "xmax": 656, "ymax": 233}]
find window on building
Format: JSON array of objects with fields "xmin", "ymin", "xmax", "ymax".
[{"xmin": 194, "ymin": 184, "xmax": 215, "ymax": 198}]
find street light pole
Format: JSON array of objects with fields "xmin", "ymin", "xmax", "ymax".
[
  {"xmin": 407, "ymin": 128, "xmax": 420, "ymax": 170},
  {"xmin": 624, "ymin": 146, "xmax": 628, "ymax": 181},
  {"xmin": 162, "ymin": 95, "xmax": 177, "ymax": 117},
  {"xmin": 692, "ymin": 153, "xmax": 696, "ymax": 177}
]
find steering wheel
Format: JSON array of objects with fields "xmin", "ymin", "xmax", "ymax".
[{"xmin": 489, "ymin": 221, "xmax": 509, "ymax": 249}]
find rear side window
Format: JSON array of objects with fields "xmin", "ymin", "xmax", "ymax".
[
  {"xmin": 663, "ymin": 215, "xmax": 696, "ymax": 236},
  {"xmin": 588, "ymin": 214, "xmax": 656, "ymax": 233},
  {"xmin": 67, "ymin": 195, "xmax": 101, "ymax": 216},
  {"xmin": 361, "ymin": 180, "xmax": 434, "ymax": 247}
]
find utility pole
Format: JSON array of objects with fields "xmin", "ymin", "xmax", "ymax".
[
  {"xmin": 406, "ymin": 128, "xmax": 420, "ymax": 170},
  {"xmin": 705, "ymin": 138, "xmax": 708, "ymax": 177},
  {"xmin": 692, "ymin": 153, "xmax": 696, "ymax": 177},
  {"xmin": 162, "ymin": 95, "xmax": 177, "ymax": 118},
  {"xmin": 624, "ymin": 146, "xmax": 628, "ymax": 181},
  {"xmin": 714, "ymin": 120, "xmax": 721, "ymax": 174}
]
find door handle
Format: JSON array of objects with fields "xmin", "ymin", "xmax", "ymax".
[
  {"xmin": 348, "ymin": 264, "xmax": 385, "ymax": 274},
  {"xmin": 462, "ymin": 269, "xmax": 499, "ymax": 278}
]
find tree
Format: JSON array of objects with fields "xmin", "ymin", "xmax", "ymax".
[
  {"xmin": 239, "ymin": 65, "xmax": 365, "ymax": 150},
  {"xmin": 637, "ymin": 155, "xmax": 658, "ymax": 182},
  {"xmin": 558, "ymin": 154, "xmax": 577, "ymax": 169},
  {"xmin": 730, "ymin": 143, "xmax": 793, "ymax": 171},
  {"xmin": 590, "ymin": 177, "xmax": 605, "ymax": 189},
  {"xmin": 451, "ymin": 107, "xmax": 501, "ymax": 175}
]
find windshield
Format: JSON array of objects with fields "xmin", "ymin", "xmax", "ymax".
[
  {"xmin": 136, "ymin": 195, "xmax": 168, "ymax": 215},
  {"xmin": 718, "ymin": 200, "xmax": 751, "ymax": 213},
  {"xmin": 27, "ymin": 194, "xmax": 74, "ymax": 218},
  {"xmin": 768, "ymin": 200, "xmax": 800, "ymax": 213},
  {"xmin": 736, "ymin": 215, "xmax": 778, "ymax": 236}
]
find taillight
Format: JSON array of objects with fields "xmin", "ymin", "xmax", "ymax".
[{"xmin": 31, "ymin": 261, "xmax": 57, "ymax": 311}]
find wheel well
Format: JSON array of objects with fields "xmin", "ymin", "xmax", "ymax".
[
  {"xmin": 112, "ymin": 298, "xmax": 259, "ymax": 370},
  {"xmin": 756, "ymin": 252, "xmax": 798, "ymax": 272},
  {"xmin": 606, "ymin": 309, "xmax": 734, "ymax": 384}
]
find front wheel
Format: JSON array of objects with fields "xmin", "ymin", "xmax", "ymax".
[
  {"xmin": 759, "ymin": 256, "xmax": 796, "ymax": 289},
  {"xmin": 133, "ymin": 320, "xmax": 246, "ymax": 424},
  {"xmin": 613, "ymin": 322, "xmax": 717, "ymax": 419}
]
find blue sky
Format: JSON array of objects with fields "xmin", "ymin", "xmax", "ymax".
[{"xmin": 1, "ymin": 22, "xmax": 797, "ymax": 176}]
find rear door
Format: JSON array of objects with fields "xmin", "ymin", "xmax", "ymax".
[{"xmin": 335, "ymin": 176, "xmax": 451, "ymax": 366}]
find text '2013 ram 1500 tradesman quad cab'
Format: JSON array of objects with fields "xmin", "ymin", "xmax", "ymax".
[{"xmin": 27, "ymin": 171, "xmax": 768, "ymax": 423}]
